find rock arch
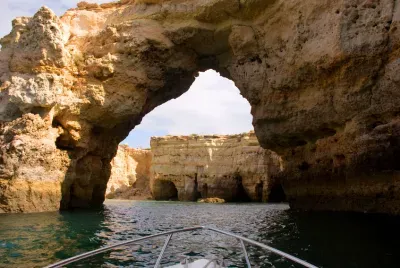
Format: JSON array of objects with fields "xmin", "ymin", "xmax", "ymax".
[{"xmin": 0, "ymin": 0, "xmax": 400, "ymax": 214}]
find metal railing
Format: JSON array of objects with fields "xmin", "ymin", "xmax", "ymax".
[{"xmin": 45, "ymin": 226, "xmax": 318, "ymax": 268}]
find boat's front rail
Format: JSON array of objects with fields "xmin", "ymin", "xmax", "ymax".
[{"xmin": 45, "ymin": 226, "xmax": 318, "ymax": 268}]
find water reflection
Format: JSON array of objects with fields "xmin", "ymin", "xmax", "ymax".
[{"xmin": 0, "ymin": 209, "xmax": 107, "ymax": 267}]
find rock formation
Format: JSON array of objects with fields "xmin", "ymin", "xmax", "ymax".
[
  {"xmin": 0, "ymin": 0, "xmax": 399, "ymax": 213},
  {"xmin": 150, "ymin": 132, "xmax": 283, "ymax": 202},
  {"xmin": 198, "ymin": 197, "xmax": 225, "ymax": 203},
  {"xmin": 106, "ymin": 145, "xmax": 152, "ymax": 200},
  {"xmin": 0, "ymin": 114, "xmax": 70, "ymax": 213}
]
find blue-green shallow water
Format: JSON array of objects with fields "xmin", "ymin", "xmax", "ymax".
[{"xmin": 0, "ymin": 200, "xmax": 400, "ymax": 268}]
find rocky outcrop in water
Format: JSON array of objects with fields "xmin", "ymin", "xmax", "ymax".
[
  {"xmin": 198, "ymin": 197, "xmax": 225, "ymax": 203},
  {"xmin": 150, "ymin": 132, "xmax": 283, "ymax": 202},
  {"xmin": 106, "ymin": 145, "xmax": 152, "ymax": 200},
  {"xmin": 0, "ymin": 0, "xmax": 400, "ymax": 213}
]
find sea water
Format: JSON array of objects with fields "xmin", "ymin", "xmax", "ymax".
[{"xmin": 0, "ymin": 200, "xmax": 399, "ymax": 267}]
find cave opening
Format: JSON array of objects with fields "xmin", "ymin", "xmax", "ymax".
[
  {"xmin": 193, "ymin": 173, "xmax": 202, "ymax": 201},
  {"xmin": 233, "ymin": 173, "xmax": 252, "ymax": 202},
  {"xmin": 268, "ymin": 183, "xmax": 286, "ymax": 203},
  {"xmin": 152, "ymin": 180, "xmax": 178, "ymax": 201},
  {"xmin": 256, "ymin": 182, "xmax": 263, "ymax": 202},
  {"xmin": 52, "ymin": 117, "xmax": 75, "ymax": 151},
  {"xmin": 202, "ymin": 184, "xmax": 209, "ymax": 198}
]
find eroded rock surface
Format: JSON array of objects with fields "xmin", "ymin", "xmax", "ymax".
[
  {"xmin": 106, "ymin": 145, "xmax": 152, "ymax": 200},
  {"xmin": 0, "ymin": 114, "xmax": 69, "ymax": 212},
  {"xmin": 150, "ymin": 132, "xmax": 283, "ymax": 202},
  {"xmin": 0, "ymin": 0, "xmax": 399, "ymax": 213}
]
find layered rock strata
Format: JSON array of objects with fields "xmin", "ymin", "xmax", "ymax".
[
  {"xmin": 150, "ymin": 132, "xmax": 283, "ymax": 202},
  {"xmin": 106, "ymin": 145, "xmax": 152, "ymax": 200},
  {"xmin": 0, "ymin": 0, "xmax": 399, "ymax": 213}
]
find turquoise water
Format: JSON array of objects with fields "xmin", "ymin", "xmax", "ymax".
[{"xmin": 0, "ymin": 200, "xmax": 399, "ymax": 267}]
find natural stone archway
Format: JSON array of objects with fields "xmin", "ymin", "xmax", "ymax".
[{"xmin": 0, "ymin": 0, "xmax": 400, "ymax": 213}]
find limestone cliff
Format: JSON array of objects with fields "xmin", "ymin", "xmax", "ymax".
[
  {"xmin": 0, "ymin": 0, "xmax": 399, "ymax": 213},
  {"xmin": 106, "ymin": 145, "xmax": 152, "ymax": 200},
  {"xmin": 150, "ymin": 132, "xmax": 283, "ymax": 202}
]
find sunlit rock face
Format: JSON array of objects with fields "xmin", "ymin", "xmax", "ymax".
[
  {"xmin": 0, "ymin": 0, "xmax": 399, "ymax": 213},
  {"xmin": 106, "ymin": 145, "xmax": 152, "ymax": 200},
  {"xmin": 0, "ymin": 114, "xmax": 70, "ymax": 213},
  {"xmin": 150, "ymin": 132, "xmax": 283, "ymax": 202}
]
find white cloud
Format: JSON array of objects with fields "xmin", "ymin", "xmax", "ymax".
[{"xmin": 0, "ymin": 2, "xmax": 253, "ymax": 148}]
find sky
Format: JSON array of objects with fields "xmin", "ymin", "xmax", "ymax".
[{"xmin": 0, "ymin": 0, "xmax": 253, "ymax": 148}]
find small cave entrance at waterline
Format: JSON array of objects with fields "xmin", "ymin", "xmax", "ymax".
[
  {"xmin": 153, "ymin": 180, "xmax": 178, "ymax": 201},
  {"xmin": 232, "ymin": 174, "xmax": 252, "ymax": 202},
  {"xmin": 268, "ymin": 183, "xmax": 286, "ymax": 203}
]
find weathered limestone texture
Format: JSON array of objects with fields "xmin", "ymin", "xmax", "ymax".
[
  {"xmin": 106, "ymin": 145, "xmax": 152, "ymax": 200},
  {"xmin": 0, "ymin": 114, "xmax": 70, "ymax": 212},
  {"xmin": 150, "ymin": 132, "xmax": 283, "ymax": 202},
  {"xmin": 0, "ymin": 0, "xmax": 399, "ymax": 213}
]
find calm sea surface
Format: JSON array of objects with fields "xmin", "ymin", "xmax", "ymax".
[{"xmin": 0, "ymin": 200, "xmax": 399, "ymax": 268}]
